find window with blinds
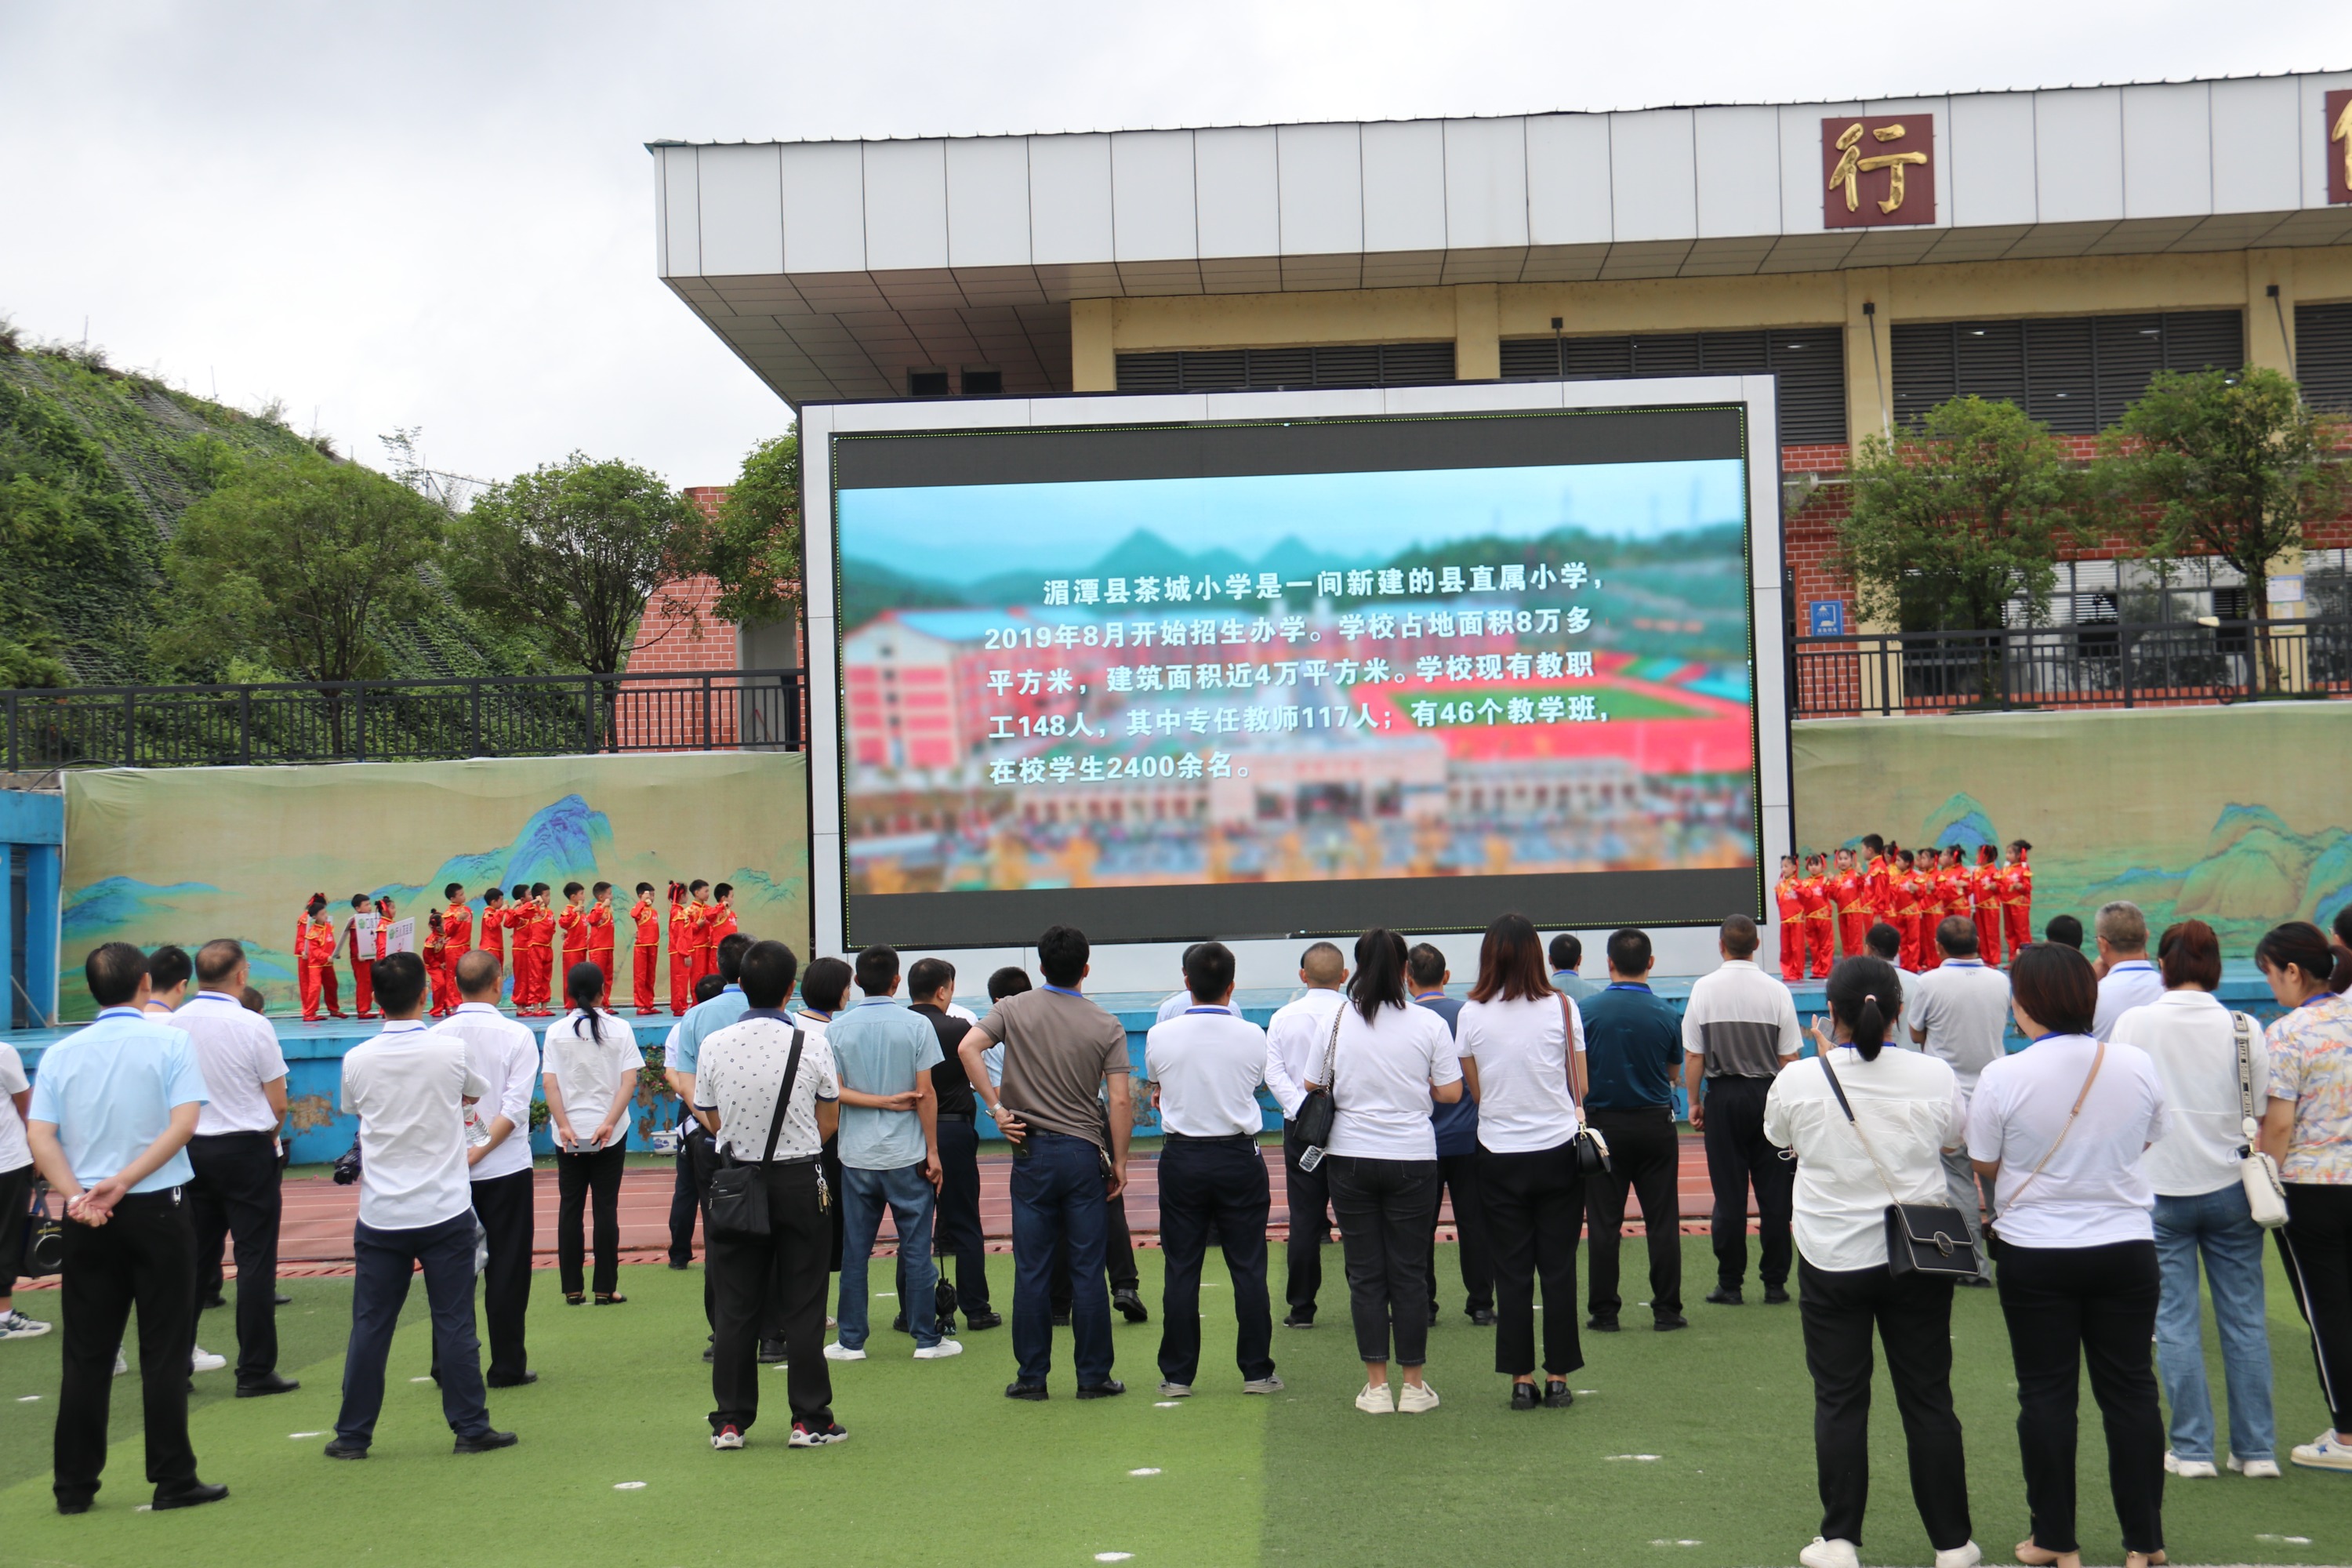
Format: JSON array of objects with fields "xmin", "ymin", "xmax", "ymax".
[
  {"xmin": 2296, "ymin": 301, "xmax": 2352, "ymax": 414},
  {"xmin": 1497, "ymin": 328, "xmax": 1846, "ymax": 446},
  {"xmin": 1889, "ymin": 310, "xmax": 2244, "ymax": 434},
  {"xmin": 1113, "ymin": 341, "xmax": 1456, "ymax": 393}
]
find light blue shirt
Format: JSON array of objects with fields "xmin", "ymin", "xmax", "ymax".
[
  {"xmin": 1553, "ymin": 969, "xmax": 1601, "ymax": 1003},
  {"xmin": 28, "ymin": 1006, "xmax": 209, "ymax": 1190},
  {"xmin": 2092, "ymin": 959, "xmax": 2167, "ymax": 1044},
  {"xmin": 672, "ymin": 984, "xmax": 749, "ymax": 1076},
  {"xmin": 826, "ymin": 996, "xmax": 943, "ymax": 1171}
]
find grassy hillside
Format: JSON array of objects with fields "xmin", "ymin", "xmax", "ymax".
[{"xmin": 0, "ymin": 334, "xmax": 546, "ymax": 688}]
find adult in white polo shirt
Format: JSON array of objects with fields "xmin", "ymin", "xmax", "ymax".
[
  {"xmin": 2092, "ymin": 900, "xmax": 2165, "ymax": 1042},
  {"xmin": 1155, "ymin": 946, "xmax": 1244, "ymax": 1025},
  {"xmin": 1907, "ymin": 915, "xmax": 2013, "ymax": 1283},
  {"xmin": 328, "ymin": 953, "xmax": 514, "ymax": 1460},
  {"xmin": 177, "ymin": 939, "xmax": 296, "ymax": 1396},
  {"xmin": 433, "ymin": 949, "xmax": 543, "ymax": 1387},
  {"xmin": 1264, "ymin": 940, "xmax": 1348, "ymax": 1330},
  {"xmin": 1145, "ymin": 941, "xmax": 1283, "ymax": 1399},
  {"xmin": 1682, "ymin": 915, "xmax": 1803, "ymax": 1305}
]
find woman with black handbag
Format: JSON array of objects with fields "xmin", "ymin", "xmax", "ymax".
[
  {"xmin": 1969, "ymin": 942, "xmax": 2169, "ymax": 1568},
  {"xmin": 1762, "ymin": 955, "xmax": 1979, "ymax": 1568},
  {"xmin": 1314, "ymin": 928, "xmax": 1465, "ymax": 1414},
  {"xmin": 1455, "ymin": 913, "xmax": 1591, "ymax": 1410}
]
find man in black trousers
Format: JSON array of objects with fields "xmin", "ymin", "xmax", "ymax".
[
  {"xmin": 179, "ymin": 938, "xmax": 299, "ymax": 1396},
  {"xmin": 666, "ymin": 972, "xmax": 728, "ymax": 1268},
  {"xmin": 27, "ymin": 942, "xmax": 227, "ymax": 1513},
  {"xmin": 907, "ymin": 957, "xmax": 1000, "ymax": 1330},
  {"xmin": 438, "ymin": 950, "xmax": 543, "ymax": 1386},
  {"xmin": 1680, "ymin": 915, "xmax": 1803, "ymax": 1305},
  {"xmin": 1576, "ymin": 928, "xmax": 1688, "ymax": 1333}
]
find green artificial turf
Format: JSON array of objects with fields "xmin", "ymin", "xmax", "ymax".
[{"xmin": 1, "ymin": 1238, "xmax": 2347, "ymax": 1567}]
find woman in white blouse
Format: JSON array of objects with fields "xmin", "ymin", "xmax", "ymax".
[
  {"xmin": 543, "ymin": 962, "xmax": 648, "ymax": 1306},
  {"xmin": 1764, "ymin": 955, "xmax": 1977, "ymax": 1568},
  {"xmin": 2107, "ymin": 919, "xmax": 2276, "ymax": 1479},
  {"xmin": 1455, "ymin": 913, "xmax": 1585, "ymax": 1412},
  {"xmin": 1969, "ymin": 942, "xmax": 2169, "ymax": 1568},
  {"xmin": 1312, "ymin": 928, "xmax": 1464, "ymax": 1415}
]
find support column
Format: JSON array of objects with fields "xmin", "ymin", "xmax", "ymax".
[
  {"xmin": 24, "ymin": 842, "xmax": 58, "ymax": 1025},
  {"xmin": 1453, "ymin": 284, "xmax": 1501, "ymax": 381},
  {"xmin": 1070, "ymin": 298, "xmax": 1116, "ymax": 392},
  {"xmin": 1841, "ymin": 270, "xmax": 1904, "ymax": 713}
]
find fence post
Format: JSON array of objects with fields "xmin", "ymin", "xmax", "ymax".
[
  {"xmin": 123, "ymin": 688, "xmax": 136, "ymax": 768},
  {"xmin": 583, "ymin": 676, "xmax": 596, "ymax": 754},
  {"xmin": 2122, "ymin": 628, "xmax": 2136, "ymax": 710},
  {"xmin": 700, "ymin": 676, "xmax": 713, "ymax": 750},
  {"xmin": 354, "ymin": 685, "xmax": 366, "ymax": 763},
  {"xmin": 470, "ymin": 680, "xmax": 483, "ymax": 759},
  {"xmin": 239, "ymin": 688, "xmax": 252, "ymax": 765}
]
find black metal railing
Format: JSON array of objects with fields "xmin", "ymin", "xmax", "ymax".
[
  {"xmin": 1791, "ymin": 617, "xmax": 2352, "ymax": 718},
  {"xmin": 0, "ymin": 669, "xmax": 808, "ymax": 771}
]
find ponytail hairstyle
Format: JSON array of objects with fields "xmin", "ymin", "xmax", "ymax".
[
  {"xmin": 1824, "ymin": 956, "xmax": 1902, "ymax": 1062},
  {"xmin": 565, "ymin": 961, "xmax": 608, "ymax": 1041},
  {"xmin": 1348, "ymin": 927, "xmax": 1410, "ymax": 1024},
  {"xmin": 668, "ymin": 880, "xmax": 687, "ymax": 903},
  {"xmin": 2255, "ymin": 921, "xmax": 2336, "ymax": 990},
  {"xmin": 306, "ymin": 892, "xmax": 328, "ymax": 917}
]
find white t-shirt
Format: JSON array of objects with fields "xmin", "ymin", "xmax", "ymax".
[
  {"xmin": 1906, "ymin": 959, "xmax": 2011, "ymax": 1100},
  {"xmin": 429, "ymin": 1003, "xmax": 542, "ymax": 1182},
  {"xmin": 0, "ymin": 1040, "xmax": 30, "ymax": 1171},
  {"xmin": 1966, "ymin": 1033, "xmax": 2169, "ymax": 1248},
  {"xmin": 1457, "ymin": 994, "xmax": 1584, "ymax": 1154},
  {"xmin": 1145, "ymin": 1009, "xmax": 1273, "ymax": 1138},
  {"xmin": 1682, "ymin": 960, "xmax": 1804, "ymax": 1078},
  {"xmin": 171, "ymin": 990, "xmax": 289, "ymax": 1136},
  {"xmin": 1323, "ymin": 1001, "xmax": 1463, "ymax": 1161},
  {"xmin": 1265, "ymin": 988, "xmax": 1346, "ymax": 1120},
  {"xmin": 544, "ymin": 1011, "xmax": 648, "ymax": 1148},
  {"xmin": 695, "ymin": 1013, "xmax": 840, "ymax": 1161},
  {"xmin": 339, "ymin": 1020, "xmax": 489, "ymax": 1232},
  {"xmin": 2093, "ymin": 960, "xmax": 2166, "ymax": 1043},
  {"xmin": 1766, "ymin": 1044, "xmax": 1966, "ymax": 1272},
  {"xmin": 2110, "ymin": 989, "xmax": 2267, "ymax": 1199}
]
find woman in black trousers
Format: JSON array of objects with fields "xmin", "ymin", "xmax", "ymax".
[
  {"xmin": 1454, "ymin": 913, "xmax": 1587, "ymax": 1410},
  {"xmin": 543, "ymin": 964, "xmax": 646, "ymax": 1305},
  {"xmin": 1968, "ymin": 942, "xmax": 2170, "ymax": 1568},
  {"xmin": 1316, "ymin": 929, "xmax": 1465, "ymax": 1414}
]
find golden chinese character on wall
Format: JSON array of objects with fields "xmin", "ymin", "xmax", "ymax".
[
  {"xmin": 1820, "ymin": 114, "xmax": 1936, "ymax": 229},
  {"xmin": 2330, "ymin": 89, "xmax": 2352, "ymax": 205}
]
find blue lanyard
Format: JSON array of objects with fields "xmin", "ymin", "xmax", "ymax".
[
  {"xmin": 2029, "ymin": 1031, "xmax": 2073, "ymax": 1045},
  {"xmin": 1604, "ymin": 982, "xmax": 1652, "ymax": 993},
  {"xmin": 1042, "ymin": 985, "xmax": 1083, "ymax": 998},
  {"xmin": 1184, "ymin": 1006, "xmax": 1228, "ymax": 1015}
]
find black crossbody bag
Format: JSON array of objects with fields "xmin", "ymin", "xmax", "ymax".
[
  {"xmin": 1817, "ymin": 1051, "xmax": 1976, "ymax": 1279},
  {"xmin": 706, "ymin": 1029, "xmax": 805, "ymax": 1240}
]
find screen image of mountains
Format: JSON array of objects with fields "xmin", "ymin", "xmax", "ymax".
[{"xmin": 830, "ymin": 408, "xmax": 1762, "ymax": 943}]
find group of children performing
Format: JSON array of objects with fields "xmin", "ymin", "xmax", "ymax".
[
  {"xmin": 1773, "ymin": 835, "xmax": 2034, "ymax": 980},
  {"xmin": 292, "ymin": 879, "xmax": 739, "ymax": 1022}
]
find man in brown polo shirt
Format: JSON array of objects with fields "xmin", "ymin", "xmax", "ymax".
[{"xmin": 957, "ymin": 924, "xmax": 1131, "ymax": 1401}]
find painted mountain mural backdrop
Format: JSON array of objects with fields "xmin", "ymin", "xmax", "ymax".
[
  {"xmin": 1794, "ymin": 703, "xmax": 2352, "ymax": 956},
  {"xmin": 60, "ymin": 752, "xmax": 811, "ymax": 1018}
]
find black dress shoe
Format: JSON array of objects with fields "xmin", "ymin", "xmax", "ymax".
[
  {"xmin": 1542, "ymin": 1380, "xmax": 1575, "ymax": 1409},
  {"xmin": 1586, "ymin": 1315, "xmax": 1620, "ymax": 1332},
  {"xmin": 1076, "ymin": 1379, "xmax": 1127, "ymax": 1399},
  {"xmin": 891, "ymin": 1313, "xmax": 909, "ymax": 1334},
  {"xmin": 153, "ymin": 1481, "xmax": 230, "ymax": 1510},
  {"xmin": 1763, "ymin": 1285, "xmax": 1791, "ymax": 1305},
  {"xmin": 235, "ymin": 1373, "xmax": 300, "ymax": 1398},
  {"xmin": 486, "ymin": 1370, "xmax": 537, "ymax": 1388},
  {"xmin": 274, "ymin": 1293, "xmax": 292, "ymax": 1306},
  {"xmin": 56, "ymin": 1497, "xmax": 93, "ymax": 1514},
  {"xmin": 1004, "ymin": 1381, "xmax": 1049, "ymax": 1401},
  {"xmin": 1281, "ymin": 1312, "xmax": 1314, "ymax": 1329},
  {"xmin": 1510, "ymin": 1382, "xmax": 1539, "ymax": 1410},
  {"xmin": 1113, "ymin": 1288, "xmax": 1149, "ymax": 1323},
  {"xmin": 452, "ymin": 1428, "xmax": 518, "ymax": 1454},
  {"xmin": 1050, "ymin": 1311, "xmax": 1072, "ymax": 1327},
  {"xmin": 1468, "ymin": 1307, "xmax": 1497, "ymax": 1327},
  {"xmin": 964, "ymin": 1310, "xmax": 1004, "ymax": 1330},
  {"xmin": 1653, "ymin": 1313, "xmax": 1690, "ymax": 1332},
  {"xmin": 666, "ymin": 1259, "xmax": 691, "ymax": 1271},
  {"xmin": 702, "ymin": 1345, "xmax": 715, "ymax": 1363},
  {"xmin": 201, "ymin": 1294, "xmax": 228, "ymax": 1311},
  {"xmin": 1704, "ymin": 1287, "xmax": 1744, "ymax": 1305},
  {"xmin": 757, "ymin": 1339, "xmax": 788, "ymax": 1363},
  {"xmin": 323, "ymin": 1438, "xmax": 369, "ymax": 1461}
]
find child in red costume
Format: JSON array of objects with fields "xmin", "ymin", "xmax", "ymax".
[
  {"xmin": 1773, "ymin": 855, "xmax": 1806, "ymax": 982},
  {"xmin": 587, "ymin": 881, "xmax": 617, "ymax": 995},
  {"xmin": 629, "ymin": 881, "xmax": 662, "ymax": 1014},
  {"xmin": 2002, "ymin": 840, "xmax": 2034, "ymax": 961},
  {"xmin": 1798, "ymin": 854, "xmax": 1835, "ymax": 979}
]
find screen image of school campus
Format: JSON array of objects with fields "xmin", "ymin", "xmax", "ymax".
[{"xmin": 834, "ymin": 455, "xmax": 1758, "ymax": 898}]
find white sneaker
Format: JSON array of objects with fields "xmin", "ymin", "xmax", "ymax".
[
  {"xmin": 2292, "ymin": 1429, "xmax": 2352, "ymax": 1471},
  {"xmin": 0, "ymin": 1309, "xmax": 52, "ymax": 1340},
  {"xmin": 191, "ymin": 1345, "xmax": 227, "ymax": 1374},
  {"xmin": 912, "ymin": 1339, "xmax": 964, "ymax": 1360},
  {"xmin": 113, "ymin": 1347, "xmax": 129, "ymax": 1376},
  {"xmin": 1933, "ymin": 1543, "xmax": 1983, "ymax": 1568},
  {"xmin": 821, "ymin": 1342, "xmax": 866, "ymax": 1362},
  {"xmin": 1354, "ymin": 1381, "xmax": 1395, "ymax": 1414},
  {"xmin": 710, "ymin": 1424, "xmax": 744, "ymax": 1450},
  {"xmin": 1397, "ymin": 1379, "xmax": 1440, "ymax": 1414},
  {"xmin": 2228, "ymin": 1454, "xmax": 2281, "ymax": 1478},
  {"xmin": 1157, "ymin": 1381, "xmax": 1192, "ymax": 1397},
  {"xmin": 1242, "ymin": 1375, "xmax": 1285, "ymax": 1395},
  {"xmin": 1798, "ymin": 1538, "xmax": 1860, "ymax": 1568},
  {"xmin": 2163, "ymin": 1450, "xmax": 2218, "ymax": 1478}
]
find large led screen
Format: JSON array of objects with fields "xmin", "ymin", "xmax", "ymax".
[{"xmin": 829, "ymin": 405, "xmax": 1763, "ymax": 947}]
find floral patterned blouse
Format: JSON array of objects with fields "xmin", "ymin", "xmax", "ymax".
[{"xmin": 2267, "ymin": 991, "xmax": 2352, "ymax": 1185}]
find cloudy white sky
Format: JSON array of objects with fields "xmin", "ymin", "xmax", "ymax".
[{"xmin": 2, "ymin": 3, "xmax": 2343, "ymax": 492}]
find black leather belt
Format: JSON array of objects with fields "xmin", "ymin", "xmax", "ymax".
[{"xmin": 1165, "ymin": 1131, "xmax": 1255, "ymax": 1146}]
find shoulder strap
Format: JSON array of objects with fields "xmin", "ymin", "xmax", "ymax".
[
  {"xmin": 1817, "ymin": 1050, "xmax": 1904, "ymax": 1205},
  {"xmin": 1317, "ymin": 1000, "xmax": 1344, "ymax": 1088},
  {"xmin": 757, "ymin": 1029, "xmax": 806, "ymax": 1167},
  {"xmin": 2005, "ymin": 1040, "xmax": 2105, "ymax": 1209},
  {"xmin": 1559, "ymin": 992, "xmax": 1582, "ymax": 1110},
  {"xmin": 2233, "ymin": 1011, "xmax": 2259, "ymax": 1141}
]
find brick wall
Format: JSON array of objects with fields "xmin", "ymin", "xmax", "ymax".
[{"xmin": 628, "ymin": 487, "xmax": 735, "ymax": 674}]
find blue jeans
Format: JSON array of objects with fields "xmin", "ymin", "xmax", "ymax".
[
  {"xmin": 2153, "ymin": 1183, "xmax": 2275, "ymax": 1463},
  {"xmin": 1011, "ymin": 1132, "xmax": 1113, "ymax": 1386},
  {"xmin": 839, "ymin": 1163, "xmax": 939, "ymax": 1349},
  {"xmin": 335, "ymin": 1211, "xmax": 489, "ymax": 1446}
]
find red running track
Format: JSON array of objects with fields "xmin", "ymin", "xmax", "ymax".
[{"xmin": 21, "ymin": 1135, "xmax": 1742, "ymax": 1284}]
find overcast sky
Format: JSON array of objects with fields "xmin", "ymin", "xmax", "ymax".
[{"xmin": 2, "ymin": 3, "xmax": 2343, "ymax": 492}]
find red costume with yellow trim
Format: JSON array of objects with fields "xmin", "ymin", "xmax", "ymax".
[
  {"xmin": 1896, "ymin": 869, "xmax": 1927, "ymax": 971},
  {"xmin": 1829, "ymin": 863, "xmax": 1869, "ymax": 960},
  {"xmin": 298, "ymin": 911, "xmax": 342, "ymax": 1022},
  {"xmin": 424, "ymin": 924, "xmax": 453, "ymax": 1017},
  {"xmin": 1969, "ymin": 859, "xmax": 2005, "ymax": 967},
  {"xmin": 702, "ymin": 901, "xmax": 738, "ymax": 979},
  {"xmin": 442, "ymin": 899, "xmax": 474, "ymax": 964},
  {"xmin": 667, "ymin": 893, "xmax": 696, "ymax": 1015},
  {"xmin": 587, "ymin": 898, "xmax": 617, "ymax": 996},
  {"xmin": 345, "ymin": 908, "xmax": 386, "ymax": 1019},
  {"xmin": 478, "ymin": 902, "xmax": 508, "ymax": 973},
  {"xmin": 1773, "ymin": 873, "xmax": 1806, "ymax": 982},
  {"xmin": 2002, "ymin": 855, "xmax": 2034, "ymax": 958},
  {"xmin": 516, "ymin": 898, "xmax": 557, "ymax": 1015},
  {"xmin": 557, "ymin": 901, "xmax": 589, "ymax": 992},
  {"xmin": 1798, "ymin": 869, "xmax": 1834, "ymax": 979},
  {"xmin": 630, "ymin": 893, "xmax": 662, "ymax": 1014}
]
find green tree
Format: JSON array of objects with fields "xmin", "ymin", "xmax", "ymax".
[
  {"xmin": 672, "ymin": 432, "xmax": 801, "ymax": 630},
  {"xmin": 154, "ymin": 452, "xmax": 445, "ymax": 684},
  {"xmin": 447, "ymin": 454, "xmax": 699, "ymax": 677},
  {"xmin": 2102, "ymin": 366, "xmax": 2347, "ymax": 693},
  {"xmin": 1835, "ymin": 396, "xmax": 2082, "ymax": 641}
]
